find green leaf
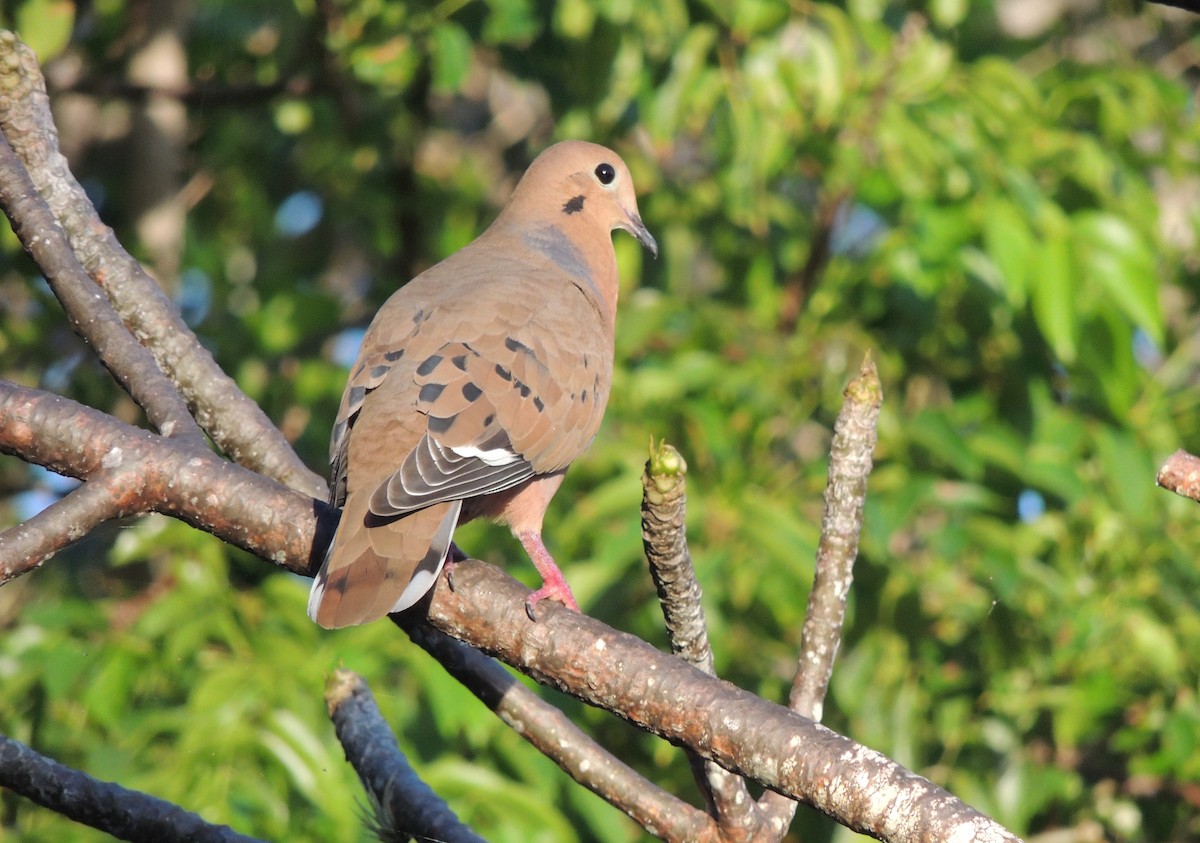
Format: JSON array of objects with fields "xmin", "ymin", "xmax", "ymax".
[
  {"xmin": 430, "ymin": 23, "xmax": 473, "ymax": 93},
  {"xmin": 1073, "ymin": 211, "xmax": 1163, "ymax": 344},
  {"xmin": 982, "ymin": 199, "xmax": 1035, "ymax": 307},
  {"xmin": 15, "ymin": 0, "xmax": 74, "ymax": 61},
  {"xmin": 1030, "ymin": 234, "xmax": 1077, "ymax": 363}
]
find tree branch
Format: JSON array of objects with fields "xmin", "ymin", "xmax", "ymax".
[
  {"xmin": 0, "ymin": 479, "xmax": 122, "ymax": 580},
  {"xmin": 641, "ymin": 440, "xmax": 760, "ymax": 838},
  {"xmin": 759, "ymin": 353, "xmax": 882, "ymax": 829},
  {"xmin": 420, "ymin": 562, "xmax": 1021, "ymax": 843},
  {"xmin": 1157, "ymin": 449, "xmax": 1200, "ymax": 502},
  {"xmin": 0, "ymin": 31, "xmax": 327, "ymax": 499},
  {"xmin": 0, "ymin": 734, "xmax": 266, "ymax": 843},
  {"xmin": 325, "ymin": 670, "xmax": 486, "ymax": 843},
  {"xmin": 0, "ymin": 131, "xmax": 203, "ymax": 444},
  {"xmin": 393, "ymin": 616, "xmax": 718, "ymax": 842},
  {"xmin": 0, "ymin": 380, "xmax": 333, "ymax": 583}
]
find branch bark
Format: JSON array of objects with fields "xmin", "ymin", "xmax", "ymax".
[
  {"xmin": 642, "ymin": 440, "xmax": 759, "ymax": 838},
  {"xmin": 0, "ymin": 131, "xmax": 204, "ymax": 444},
  {"xmin": 325, "ymin": 670, "xmax": 486, "ymax": 843},
  {"xmin": 1157, "ymin": 449, "xmax": 1200, "ymax": 502},
  {"xmin": 0, "ymin": 734, "xmax": 266, "ymax": 843},
  {"xmin": 0, "ymin": 380, "xmax": 333, "ymax": 583},
  {"xmin": 420, "ymin": 563, "xmax": 1020, "ymax": 843},
  {"xmin": 393, "ymin": 619, "xmax": 719, "ymax": 842},
  {"xmin": 760, "ymin": 353, "xmax": 883, "ymax": 829},
  {"xmin": 0, "ymin": 479, "xmax": 122, "ymax": 580}
]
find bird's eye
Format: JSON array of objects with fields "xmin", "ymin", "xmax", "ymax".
[{"xmin": 594, "ymin": 163, "xmax": 616, "ymax": 185}]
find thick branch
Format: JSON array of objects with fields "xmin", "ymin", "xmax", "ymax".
[
  {"xmin": 1157, "ymin": 449, "xmax": 1200, "ymax": 502},
  {"xmin": 325, "ymin": 670, "xmax": 485, "ymax": 843},
  {"xmin": 0, "ymin": 734, "xmax": 265, "ymax": 843},
  {"xmin": 394, "ymin": 616, "xmax": 718, "ymax": 843},
  {"xmin": 0, "ymin": 31, "xmax": 327, "ymax": 499},
  {"xmin": 0, "ymin": 132, "xmax": 203, "ymax": 443},
  {"xmin": 422, "ymin": 563, "xmax": 1021, "ymax": 843},
  {"xmin": 0, "ymin": 380, "xmax": 332, "ymax": 582},
  {"xmin": 642, "ymin": 440, "xmax": 759, "ymax": 838},
  {"xmin": 760, "ymin": 353, "xmax": 882, "ymax": 829}
]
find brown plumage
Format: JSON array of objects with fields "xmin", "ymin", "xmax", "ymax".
[{"xmin": 308, "ymin": 141, "xmax": 657, "ymax": 628}]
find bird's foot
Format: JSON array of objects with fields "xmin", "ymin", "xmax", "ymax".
[
  {"xmin": 443, "ymin": 542, "xmax": 469, "ymax": 592},
  {"xmin": 524, "ymin": 577, "xmax": 581, "ymax": 621},
  {"xmin": 516, "ymin": 529, "xmax": 580, "ymax": 621}
]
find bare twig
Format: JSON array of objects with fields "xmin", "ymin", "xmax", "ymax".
[
  {"xmin": 394, "ymin": 616, "xmax": 718, "ymax": 842},
  {"xmin": 0, "ymin": 32, "xmax": 327, "ymax": 499},
  {"xmin": 642, "ymin": 441, "xmax": 713, "ymax": 672},
  {"xmin": 0, "ymin": 480, "xmax": 122, "ymax": 579},
  {"xmin": 325, "ymin": 670, "xmax": 485, "ymax": 843},
  {"xmin": 0, "ymin": 733, "xmax": 265, "ymax": 843},
  {"xmin": 0, "ymin": 132, "xmax": 203, "ymax": 444},
  {"xmin": 0, "ymin": 380, "xmax": 333, "ymax": 583},
  {"xmin": 759, "ymin": 353, "xmax": 882, "ymax": 829},
  {"xmin": 642, "ymin": 439, "xmax": 760, "ymax": 837},
  {"xmin": 790, "ymin": 354, "xmax": 881, "ymax": 716},
  {"xmin": 1157, "ymin": 449, "xmax": 1200, "ymax": 502}
]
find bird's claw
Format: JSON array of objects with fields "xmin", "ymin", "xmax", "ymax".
[{"xmin": 524, "ymin": 584, "xmax": 581, "ymax": 622}]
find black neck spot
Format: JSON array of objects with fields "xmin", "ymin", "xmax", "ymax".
[{"xmin": 562, "ymin": 194, "xmax": 585, "ymax": 215}]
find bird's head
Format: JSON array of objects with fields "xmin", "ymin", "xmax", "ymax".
[{"xmin": 506, "ymin": 140, "xmax": 658, "ymax": 259}]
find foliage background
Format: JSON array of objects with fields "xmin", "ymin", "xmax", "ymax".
[{"xmin": 1, "ymin": 0, "xmax": 1199, "ymax": 840}]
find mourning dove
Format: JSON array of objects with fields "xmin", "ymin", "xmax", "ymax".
[{"xmin": 308, "ymin": 140, "xmax": 657, "ymax": 628}]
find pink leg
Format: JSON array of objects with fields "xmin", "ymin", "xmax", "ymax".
[{"xmin": 516, "ymin": 530, "xmax": 580, "ymax": 620}]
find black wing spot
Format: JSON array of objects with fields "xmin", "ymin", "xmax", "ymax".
[
  {"xmin": 428, "ymin": 415, "xmax": 454, "ymax": 434},
  {"xmin": 482, "ymin": 413, "xmax": 495, "ymax": 427},
  {"xmin": 416, "ymin": 355, "xmax": 443, "ymax": 376},
  {"xmin": 562, "ymin": 195, "xmax": 585, "ymax": 215},
  {"xmin": 384, "ymin": 348, "xmax": 405, "ymax": 362},
  {"xmin": 581, "ymin": 389, "xmax": 588, "ymax": 404},
  {"xmin": 495, "ymin": 363, "xmax": 513, "ymax": 381},
  {"xmin": 419, "ymin": 383, "xmax": 446, "ymax": 402},
  {"xmin": 517, "ymin": 383, "xmax": 532, "ymax": 398},
  {"xmin": 462, "ymin": 382, "xmax": 483, "ymax": 402},
  {"xmin": 533, "ymin": 396, "xmax": 545, "ymax": 412},
  {"xmin": 348, "ymin": 385, "xmax": 366, "ymax": 406},
  {"xmin": 452, "ymin": 354, "xmax": 469, "ymax": 371},
  {"xmin": 504, "ymin": 336, "xmax": 534, "ymax": 356},
  {"xmin": 369, "ymin": 364, "xmax": 389, "ymax": 379}
]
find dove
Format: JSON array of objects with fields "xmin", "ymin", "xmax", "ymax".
[{"xmin": 308, "ymin": 140, "xmax": 657, "ymax": 628}]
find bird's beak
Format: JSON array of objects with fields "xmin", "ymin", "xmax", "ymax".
[{"xmin": 621, "ymin": 210, "xmax": 658, "ymax": 259}]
